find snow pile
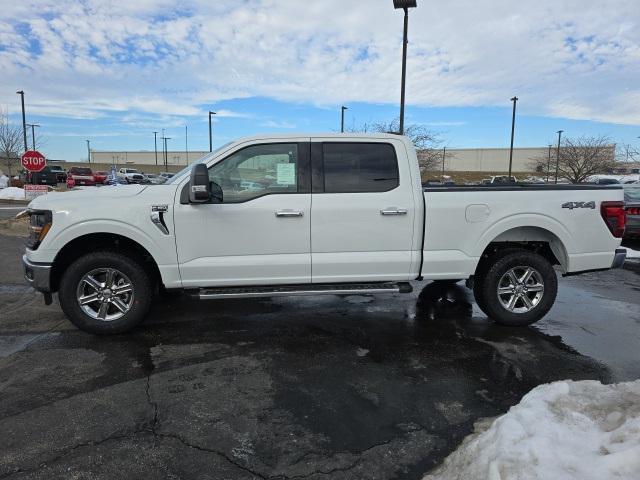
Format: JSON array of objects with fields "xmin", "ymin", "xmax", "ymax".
[
  {"xmin": 424, "ymin": 380, "xmax": 640, "ymax": 480},
  {"xmin": 626, "ymin": 248, "xmax": 640, "ymax": 259},
  {"xmin": 0, "ymin": 187, "xmax": 25, "ymax": 200}
]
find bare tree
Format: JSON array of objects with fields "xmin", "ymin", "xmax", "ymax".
[
  {"xmin": 346, "ymin": 118, "xmax": 443, "ymax": 171},
  {"xmin": 616, "ymin": 143, "xmax": 640, "ymax": 164},
  {"xmin": 528, "ymin": 135, "xmax": 616, "ymax": 183},
  {"xmin": 0, "ymin": 107, "xmax": 23, "ymax": 177}
]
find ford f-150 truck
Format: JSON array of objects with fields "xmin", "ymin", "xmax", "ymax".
[{"xmin": 21, "ymin": 134, "xmax": 627, "ymax": 334}]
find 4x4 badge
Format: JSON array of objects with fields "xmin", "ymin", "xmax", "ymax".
[{"xmin": 562, "ymin": 201, "xmax": 595, "ymax": 210}]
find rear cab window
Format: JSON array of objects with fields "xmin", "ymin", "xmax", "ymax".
[{"xmin": 321, "ymin": 143, "xmax": 399, "ymax": 193}]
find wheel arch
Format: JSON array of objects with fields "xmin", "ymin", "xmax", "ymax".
[
  {"xmin": 477, "ymin": 225, "xmax": 569, "ymax": 273},
  {"xmin": 50, "ymin": 232, "xmax": 163, "ymax": 293}
]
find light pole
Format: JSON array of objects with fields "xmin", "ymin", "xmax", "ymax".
[
  {"xmin": 25, "ymin": 123, "xmax": 40, "ymax": 150},
  {"xmin": 164, "ymin": 137, "xmax": 171, "ymax": 169},
  {"xmin": 208, "ymin": 111, "xmax": 216, "ymax": 152},
  {"xmin": 546, "ymin": 144, "xmax": 552, "ymax": 182},
  {"xmin": 393, "ymin": 0, "xmax": 417, "ymax": 135},
  {"xmin": 153, "ymin": 131, "xmax": 158, "ymax": 166},
  {"xmin": 86, "ymin": 140, "xmax": 91, "ymax": 162},
  {"xmin": 341, "ymin": 106, "xmax": 348, "ymax": 133},
  {"xmin": 16, "ymin": 90, "xmax": 28, "ymax": 152},
  {"xmin": 442, "ymin": 146, "xmax": 446, "ymax": 175},
  {"xmin": 555, "ymin": 130, "xmax": 563, "ymax": 184},
  {"xmin": 508, "ymin": 96, "xmax": 518, "ymax": 179}
]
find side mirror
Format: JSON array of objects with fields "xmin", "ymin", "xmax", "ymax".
[{"xmin": 189, "ymin": 164, "xmax": 211, "ymax": 203}]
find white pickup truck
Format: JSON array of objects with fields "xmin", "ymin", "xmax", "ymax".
[{"xmin": 21, "ymin": 134, "xmax": 627, "ymax": 334}]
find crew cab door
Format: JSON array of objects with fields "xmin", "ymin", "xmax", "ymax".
[
  {"xmin": 310, "ymin": 139, "xmax": 419, "ymax": 283},
  {"xmin": 173, "ymin": 141, "xmax": 312, "ymax": 287}
]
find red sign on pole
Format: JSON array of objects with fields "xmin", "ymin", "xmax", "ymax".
[{"xmin": 21, "ymin": 150, "xmax": 46, "ymax": 172}]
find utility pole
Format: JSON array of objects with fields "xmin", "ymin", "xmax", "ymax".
[
  {"xmin": 208, "ymin": 111, "xmax": 216, "ymax": 152},
  {"xmin": 16, "ymin": 90, "xmax": 28, "ymax": 152},
  {"xmin": 26, "ymin": 123, "xmax": 40, "ymax": 150},
  {"xmin": 546, "ymin": 144, "xmax": 552, "ymax": 182},
  {"xmin": 508, "ymin": 96, "xmax": 518, "ymax": 179},
  {"xmin": 555, "ymin": 130, "xmax": 563, "ymax": 184},
  {"xmin": 153, "ymin": 131, "xmax": 158, "ymax": 166},
  {"xmin": 86, "ymin": 140, "xmax": 91, "ymax": 162},
  {"xmin": 341, "ymin": 106, "xmax": 348, "ymax": 133}
]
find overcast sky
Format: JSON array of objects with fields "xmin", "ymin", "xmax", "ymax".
[{"xmin": 0, "ymin": 0, "xmax": 639, "ymax": 160}]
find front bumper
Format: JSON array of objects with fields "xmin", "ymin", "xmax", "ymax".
[
  {"xmin": 22, "ymin": 254, "xmax": 52, "ymax": 293},
  {"xmin": 611, "ymin": 248, "xmax": 627, "ymax": 269}
]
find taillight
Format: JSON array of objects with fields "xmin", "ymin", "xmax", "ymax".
[
  {"xmin": 627, "ymin": 207, "xmax": 640, "ymax": 216},
  {"xmin": 600, "ymin": 201, "xmax": 625, "ymax": 238}
]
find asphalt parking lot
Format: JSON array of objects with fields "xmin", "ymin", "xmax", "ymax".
[{"xmin": 1, "ymin": 228, "xmax": 639, "ymax": 479}]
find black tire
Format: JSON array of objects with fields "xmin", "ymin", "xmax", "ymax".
[
  {"xmin": 474, "ymin": 249, "xmax": 557, "ymax": 326},
  {"xmin": 59, "ymin": 251, "xmax": 153, "ymax": 334}
]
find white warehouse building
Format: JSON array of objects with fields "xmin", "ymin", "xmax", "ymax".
[{"xmin": 90, "ymin": 150, "xmax": 209, "ymax": 166}]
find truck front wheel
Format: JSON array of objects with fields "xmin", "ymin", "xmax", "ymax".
[
  {"xmin": 58, "ymin": 251, "xmax": 153, "ymax": 334},
  {"xmin": 474, "ymin": 250, "xmax": 557, "ymax": 326}
]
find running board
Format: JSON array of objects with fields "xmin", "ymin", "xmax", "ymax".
[{"xmin": 196, "ymin": 282, "xmax": 413, "ymax": 300}]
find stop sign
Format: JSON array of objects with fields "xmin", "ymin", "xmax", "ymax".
[{"xmin": 21, "ymin": 150, "xmax": 46, "ymax": 172}]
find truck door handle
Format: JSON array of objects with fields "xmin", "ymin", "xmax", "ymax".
[
  {"xmin": 380, "ymin": 208, "xmax": 407, "ymax": 216},
  {"xmin": 275, "ymin": 210, "xmax": 304, "ymax": 218}
]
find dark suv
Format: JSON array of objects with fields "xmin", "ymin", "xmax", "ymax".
[
  {"xmin": 26, "ymin": 167, "xmax": 58, "ymax": 186},
  {"xmin": 48, "ymin": 165, "xmax": 67, "ymax": 183}
]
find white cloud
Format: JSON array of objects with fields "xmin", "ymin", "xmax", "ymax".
[{"xmin": 0, "ymin": 0, "xmax": 638, "ymax": 124}]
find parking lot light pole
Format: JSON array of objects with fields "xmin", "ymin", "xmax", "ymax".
[
  {"xmin": 442, "ymin": 146, "xmax": 446, "ymax": 175},
  {"xmin": 86, "ymin": 140, "xmax": 91, "ymax": 163},
  {"xmin": 16, "ymin": 90, "xmax": 28, "ymax": 152},
  {"xmin": 508, "ymin": 96, "xmax": 518, "ymax": 179},
  {"xmin": 341, "ymin": 106, "xmax": 348, "ymax": 133},
  {"xmin": 164, "ymin": 137, "xmax": 171, "ymax": 169},
  {"xmin": 555, "ymin": 130, "xmax": 563, "ymax": 184},
  {"xmin": 208, "ymin": 111, "xmax": 216, "ymax": 152},
  {"xmin": 546, "ymin": 144, "xmax": 552, "ymax": 182},
  {"xmin": 393, "ymin": 0, "xmax": 417, "ymax": 135},
  {"xmin": 153, "ymin": 131, "xmax": 158, "ymax": 166},
  {"xmin": 25, "ymin": 123, "xmax": 40, "ymax": 150}
]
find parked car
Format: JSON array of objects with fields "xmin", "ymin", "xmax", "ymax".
[
  {"xmin": 66, "ymin": 167, "xmax": 95, "ymax": 188},
  {"xmin": 117, "ymin": 168, "xmax": 146, "ymax": 184},
  {"xmin": 48, "ymin": 165, "xmax": 67, "ymax": 183},
  {"xmin": 93, "ymin": 171, "xmax": 108, "ymax": 184},
  {"xmin": 22, "ymin": 133, "xmax": 627, "ymax": 334},
  {"xmin": 143, "ymin": 173, "xmax": 166, "ymax": 185},
  {"xmin": 159, "ymin": 172, "xmax": 175, "ymax": 181},
  {"xmin": 595, "ymin": 178, "xmax": 620, "ymax": 185},
  {"xmin": 623, "ymin": 184, "xmax": 640, "ymax": 239},
  {"xmin": 26, "ymin": 167, "xmax": 58, "ymax": 186},
  {"xmin": 491, "ymin": 175, "xmax": 518, "ymax": 184}
]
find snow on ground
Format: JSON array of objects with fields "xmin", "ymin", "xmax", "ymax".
[
  {"xmin": 626, "ymin": 248, "xmax": 640, "ymax": 259},
  {"xmin": 424, "ymin": 380, "xmax": 640, "ymax": 480},
  {"xmin": 0, "ymin": 187, "xmax": 25, "ymax": 200}
]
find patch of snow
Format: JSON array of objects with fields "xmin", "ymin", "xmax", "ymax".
[
  {"xmin": 0, "ymin": 187, "xmax": 25, "ymax": 200},
  {"xmin": 424, "ymin": 380, "xmax": 640, "ymax": 480},
  {"xmin": 626, "ymin": 248, "xmax": 640, "ymax": 259},
  {"xmin": 356, "ymin": 347, "xmax": 369, "ymax": 357}
]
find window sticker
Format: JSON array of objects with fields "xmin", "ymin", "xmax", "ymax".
[{"xmin": 276, "ymin": 163, "xmax": 296, "ymax": 185}]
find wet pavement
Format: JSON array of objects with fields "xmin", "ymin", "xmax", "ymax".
[{"xmin": 1, "ymin": 232, "xmax": 639, "ymax": 479}]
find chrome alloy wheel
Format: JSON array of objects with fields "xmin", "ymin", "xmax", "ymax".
[
  {"xmin": 76, "ymin": 268, "xmax": 134, "ymax": 321},
  {"xmin": 497, "ymin": 266, "xmax": 544, "ymax": 314}
]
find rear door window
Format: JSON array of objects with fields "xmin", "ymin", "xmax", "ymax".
[{"xmin": 322, "ymin": 143, "xmax": 399, "ymax": 193}]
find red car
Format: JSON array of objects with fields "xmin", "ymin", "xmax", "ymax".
[
  {"xmin": 93, "ymin": 171, "xmax": 108, "ymax": 184},
  {"xmin": 66, "ymin": 166, "xmax": 95, "ymax": 188}
]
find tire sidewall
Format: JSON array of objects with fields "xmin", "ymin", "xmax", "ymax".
[
  {"xmin": 480, "ymin": 251, "xmax": 558, "ymax": 326},
  {"xmin": 59, "ymin": 251, "xmax": 152, "ymax": 334}
]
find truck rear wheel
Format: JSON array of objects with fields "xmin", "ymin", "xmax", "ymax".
[
  {"xmin": 59, "ymin": 251, "xmax": 153, "ymax": 334},
  {"xmin": 474, "ymin": 249, "xmax": 557, "ymax": 326}
]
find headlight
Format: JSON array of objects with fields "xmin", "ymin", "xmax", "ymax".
[{"xmin": 27, "ymin": 210, "xmax": 52, "ymax": 250}]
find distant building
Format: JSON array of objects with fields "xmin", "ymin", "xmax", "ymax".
[{"xmin": 90, "ymin": 150, "xmax": 208, "ymax": 166}]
